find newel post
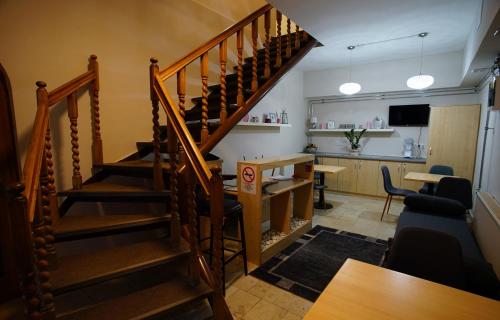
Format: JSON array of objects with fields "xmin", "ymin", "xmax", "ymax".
[
  {"xmin": 89, "ymin": 55, "xmax": 103, "ymax": 168},
  {"xmin": 149, "ymin": 58, "xmax": 164, "ymax": 191},
  {"xmin": 209, "ymin": 167, "xmax": 225, "ymax": 296}
]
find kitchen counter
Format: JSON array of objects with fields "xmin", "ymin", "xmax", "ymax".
[{"xmin": 312, "ymin": 152, "xmax": 426, "ymax": 164}]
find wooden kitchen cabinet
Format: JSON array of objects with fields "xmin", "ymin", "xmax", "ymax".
[
  {"xmin": 337, "ymin": 158, "xmax": 357, "ymax": 193},
  {"xmin": 356, "ymin": 160, "xmax": 380, "ymax": 196}
]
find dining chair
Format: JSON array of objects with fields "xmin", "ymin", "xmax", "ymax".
[
  {"xmin": 380, "ymin": 166, "xmax": 416, "ymax": 221},
  {"xmin": 419, "ymin": 165, "xmax": 454, "ymax": 195},
  {"xmin": 435, "ymin": 177, "xmax": 473, "ymax": 210}
]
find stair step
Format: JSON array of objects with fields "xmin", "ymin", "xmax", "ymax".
[
  {"xmin": 58, "ymin": 182, "xmax": 170, "ymax": 201},
  {"xmin": 51, "ymin": 238, "xmax": 190, "ymax": 295},
  {"xmin": 56, "ymin": 274, "xmax": 212, "ymax": 320},
  {"xmin": 54, "ymin": 214, "xmax": 171, "ymax": 242},
  {"xmin": 95, "ymin": 160, "xmax": 172, "ymax": 177}
]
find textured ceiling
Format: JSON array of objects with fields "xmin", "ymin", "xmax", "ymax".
[{"xmin": 269, "ymin": 0, "xmax": 480, "ymax": 71}]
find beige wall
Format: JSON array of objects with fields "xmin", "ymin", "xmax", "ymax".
[{"xmin": 0, "ymin": 0, "xmax": 265, "ymax": 190}]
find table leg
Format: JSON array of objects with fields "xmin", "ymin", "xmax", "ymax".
[{"xmin": 314, "ymin": 172, "xmax": 333, "ymax": 209}]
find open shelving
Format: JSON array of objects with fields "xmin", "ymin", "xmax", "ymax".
[
  {"xmin": 308, "ymin": 128, "xmax": 394, "ymax": 133},
  {"xmin": 236, "ymin": 122, "xmax": 292, "ymax": 128}
]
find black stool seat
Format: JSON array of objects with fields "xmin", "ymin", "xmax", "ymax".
[{"xmin": 197, "ymin": 197, "xmax": 248, "ymax": 295}]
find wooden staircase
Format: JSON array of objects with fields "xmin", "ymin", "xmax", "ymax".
[{"xmin": 2, "ymin": 4, "xmax": 316, "ymax": 320}]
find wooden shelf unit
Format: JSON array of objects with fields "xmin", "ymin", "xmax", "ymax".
[{"xmin": 237, "ymin": 153, "xmax": 314, "ymax": 266}]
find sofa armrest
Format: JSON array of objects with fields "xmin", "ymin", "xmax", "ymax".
[{"xmin": 404, "ymin": 193, "xmax": 466, "ymax": 217}]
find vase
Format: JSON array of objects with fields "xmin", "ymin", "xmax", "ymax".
[{"xmin": 350, "ymin": 148, "xmax": 361, "ymax": 156}]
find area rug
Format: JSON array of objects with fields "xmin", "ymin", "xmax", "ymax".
[{"xmin": 250, "ymin": 225, "xmax": 387, "ymax": 301}]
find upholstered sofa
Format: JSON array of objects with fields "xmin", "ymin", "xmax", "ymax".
[{"xmin": 390, "ymin": 193, "xmax": 499, "ymax": 299}]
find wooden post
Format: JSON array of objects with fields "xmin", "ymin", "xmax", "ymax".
[
  {"xmin": 236, "ymin": 29, "xmax": 244, "ymax": 107},
  {"xmin": 251, "ymin": 18, "xmax": 259, "ymax": 92},
  {"xmin": 150, "ymin": 58, "xmax": 164, "ymax": 191},
  {"xmin": 67, "ymin": 92, "xmax": 82, "ymax": 190},
  {"xmin": 89, "ymin": 55, "xmax": 103, "ymax": 167},
  {"xmin": 295, "ymin": 25, "xmax": 300, "ymax": 49},
  {"xmin": 264, "ymin": 10, "xmax": 271, "ymax": 79},
  {"xmin": 167, "ymin": 118, "xmax": 180, "ymax": 245},
  {"xmin": 185, "ymin": 166, "xmax": 200, "ymax": 286},
  {"xmin": 177, "ymin": 67, "xmax": 186, "ymax": 119},
  {"xmin": 200, "ymin": 52, "xmax": 209, "ymax": 144},
  {"xmin": 40, "ymin": 152, "xmax": 56, "ymax": 263},
  {"xmin": 209, "ymin": 167, "xmax": 225, "ymax": 296},
  {"xmin": 219, "ymin": 40, "xmax": 227, "ymax": 124},
  {"xmin": 286, "ymin": 18, "xmax": 292, "ymax": 58},
  {"xmin": 275, "ymin": 11, "xmax": 282, "ymax": 68}
]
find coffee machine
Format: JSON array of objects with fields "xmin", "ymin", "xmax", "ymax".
[{"xmin": 403, "ymin": 138, "xmax": 414, "ymax": 158}]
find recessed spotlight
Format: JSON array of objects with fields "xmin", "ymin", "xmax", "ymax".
[{"xmin": 418, "ymin": 32, "xmax": 428, "ymax": 38}]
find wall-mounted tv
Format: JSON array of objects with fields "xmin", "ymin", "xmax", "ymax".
[{"xmin": 388, "ymin": 104, "xmax": 430, "ymax": 126}]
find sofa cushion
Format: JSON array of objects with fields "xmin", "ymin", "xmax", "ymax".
[
  {"xmin": 404, "ymin": 193, "xmax": 466, "ymax": 217},
  {"xmin": 397, "ymin": 210, "xmax": 483, "ymax": 262}
]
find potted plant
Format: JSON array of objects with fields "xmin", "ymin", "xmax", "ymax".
[
  {"xmin": 344, "ymin": 129, "xmax": 366, "ymax": 155},
  {"xmin": 304, "ymin": 143, "xmax": 318, "ymax": 154}
]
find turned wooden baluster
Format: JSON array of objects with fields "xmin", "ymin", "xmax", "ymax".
[
  {"xmin": 251, "ymin": 18, "xmax": 259, "ymax": 92},
  {"xmin": 167, "ymin": 119, "xmax": 180, "ymax": 245},
  {"xmin": 177, "ymin": 67, "xmax": 186, "ymax": 119},
  {"xmin": 286, "ymin": 18, "xmax": 292, "ymax": 58},
  {"xmin": 303, "ymin": 28, "xmax": 308, "ymax": 42},
  {"xmin": 185, "ymin": 167, "xmax": 200, "ymax": 285},
  {"xmin": 200, "ymin": 53, "xmax": 209, "ymax": 144},
  {"xmin": 40, "ymin": 151, "xmax": 56, "ymax": 262},
  {"xmin": 264, "ymin": 10, "xmax": 271, "ymax": 79},
  {"xmin": 67, "ymin": 92, "xmax": 82, "ymax": 190},
  {"xmin": 209, "ymin": 167, "xmax": 225, "ymax": 296},
  {"xmin": 295, "ymin": 25, "xmax": 300, "ymax": 49},
  {"xmin": 236, "ymin": 29, "xmax": 244, "ymax": 107},
  {"xmin": 150, "ymin": 58, "xmax": 164, "ymax": 191},
  {"xmin": 33, "ymin": 217, "xmax": 55, "ymax": 316},
  {"xmin": 219, "ymin": 40, "xmax": 227, "ymax": 123},
  {"xmin": 275, "ymin": 11, "xmax": 282, "ymax": 68},
  {"xmin": 89, "ymin": 55, "xmax": 103, "ymax": 167}
]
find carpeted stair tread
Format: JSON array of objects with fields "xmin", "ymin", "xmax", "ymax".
[
  {"xmin": 51, "ymin": 238, "xmax": 190, "ymax": 295},
  {"xmin": 54, "ymin": 214, "xmax": 171, "ymax": 242},
  {"xmin": 56, "ymin": 274, "xmax": 212, "ymax": 320},
  {"xmin": 58, "ymin": 182, "xmax": 170, "ymax": 198}
]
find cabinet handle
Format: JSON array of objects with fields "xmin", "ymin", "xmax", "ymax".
[
  {"xmin": 429, "ymin": 147, "xmax": 432, "ymax": 156},
  {"xmin": 397, "ymin": 165, "xmax": 400, "ymax": 173}
]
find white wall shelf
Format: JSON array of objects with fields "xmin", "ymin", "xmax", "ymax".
[
  {"xmin": 308, "ymin": 128, "xmax": 394, "ymax": 133},
  {"xmin": 237, "ymin": 122, "xmax": 292, "ymax": 128}
]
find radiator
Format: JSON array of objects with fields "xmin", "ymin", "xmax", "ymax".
[{"xmin": 472, "ymin": 192, "xmax": 500, "ymax": 277}]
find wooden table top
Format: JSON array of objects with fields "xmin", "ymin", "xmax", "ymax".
[
  {"xmin": 304, "ymin": 259, "xmax": 500, "ymax": 320},
  {"xmin": 404, "ymin": 171, "xmax": 455, "ymax": 184},
  {"xmin": 314, "ymin": 164, "xmax": 346, "ymax": 174}
]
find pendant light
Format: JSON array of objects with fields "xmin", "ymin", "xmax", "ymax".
[
  {"xmin": 407, "ymin": 32, "xmax": 434, "ymax": 90},
  {"xmin": 339, "ymin": 46, "xmax": 361, "ymax": 95}
]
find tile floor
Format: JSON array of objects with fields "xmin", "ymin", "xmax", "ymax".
[{"xmin": 225, "ymin": 191, "xmax": 404, "ymax": 319}]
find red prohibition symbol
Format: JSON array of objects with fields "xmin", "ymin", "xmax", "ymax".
[{"xmin": 242, "ymin": 166, "xmax": 255, "ymax": 183}]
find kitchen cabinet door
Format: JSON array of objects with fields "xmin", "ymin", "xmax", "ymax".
[
  {"xmin": 322, "ymin": 157, "xmax": 339, "ymax": 191},
  {"xmin": 356, "ymin": 160, "xmax": 380, "ymax": 196},
  {"xmin": 427, "ymin": 105, "xmax": 480, "ymax": 181},
  {"xmin": 400, "ymin": 162, "xmax": 426, "ymax": 192},
  {"xmin": 338, "ymin": 158, "xmax": 357, "ymax": 193},
  {"xmin": 377, "ymin": 161, "xmax": 402, "ymax": 196}
]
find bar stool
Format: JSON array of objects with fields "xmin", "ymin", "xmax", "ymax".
[{"xmin": 197, "ymin": 197, "xmax": 248, "ymax": 294}]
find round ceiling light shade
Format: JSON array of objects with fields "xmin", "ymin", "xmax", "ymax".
[
  {"xmin": 339, "ymin": 82, "xmax": 361, "ymax": 95},
  {"xmin": 406, "ymin": 74, "xmax": 434, "ymax": 90}
]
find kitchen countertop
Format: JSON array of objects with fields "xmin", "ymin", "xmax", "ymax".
[{"xmin": 312, "ymin": 152, "xmax": 426, "ymax": 164}]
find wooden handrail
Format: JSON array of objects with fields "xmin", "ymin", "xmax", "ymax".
[
  {"xmin": 153, "ymin": 75, "xmax": 212, "ymax": 194},
  {"xmin": 23, "ymin": 56, "xmax": 99, "ymax": 222},
  {"xmin": 159, "ymin": 4, "xmax": 272, "ymax": 81},
  {"xmin": 48, "ymin": 70, "xmax": 96, "ymax": 106}
]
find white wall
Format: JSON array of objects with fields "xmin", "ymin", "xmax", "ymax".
[
  {"xmin": 304, "ymin": 51, "xmax": 464, "ymax": 98},
  {"xmin": 212, "ymin": 69, "xmax": 307, "ymax": 174},
  {"xmin": 310, "ymin": 93, "xmax": 479, "ymax": 157}
]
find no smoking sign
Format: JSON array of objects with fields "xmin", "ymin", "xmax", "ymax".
[{"xmin": 240, "ymin": 165, "xmax": 257, "ymax": 194}]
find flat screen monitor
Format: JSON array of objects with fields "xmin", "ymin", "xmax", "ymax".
[{"xmin": 388, "ymin": 104, "xmax": 430, "ymax": 126}]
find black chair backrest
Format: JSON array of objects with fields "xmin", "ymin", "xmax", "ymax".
[
  {"xmin": 429, "ymin": 165, "xmax": 454, "ymax": 176},
  {"xmin": 436, "ymin": 177, "xmax": 473, "ymax": 209},
  {"xmin": 381, "ymin": 165, "xmax": 394, "ymax": 193},
  {"xmin": 385, "ymin": 227, "xmax": 466, "ymax": 290}
]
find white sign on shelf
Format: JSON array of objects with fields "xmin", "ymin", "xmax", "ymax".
[{"xmin": 240, "ymin": 165, "xmax": 257, "ymax": 194}]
